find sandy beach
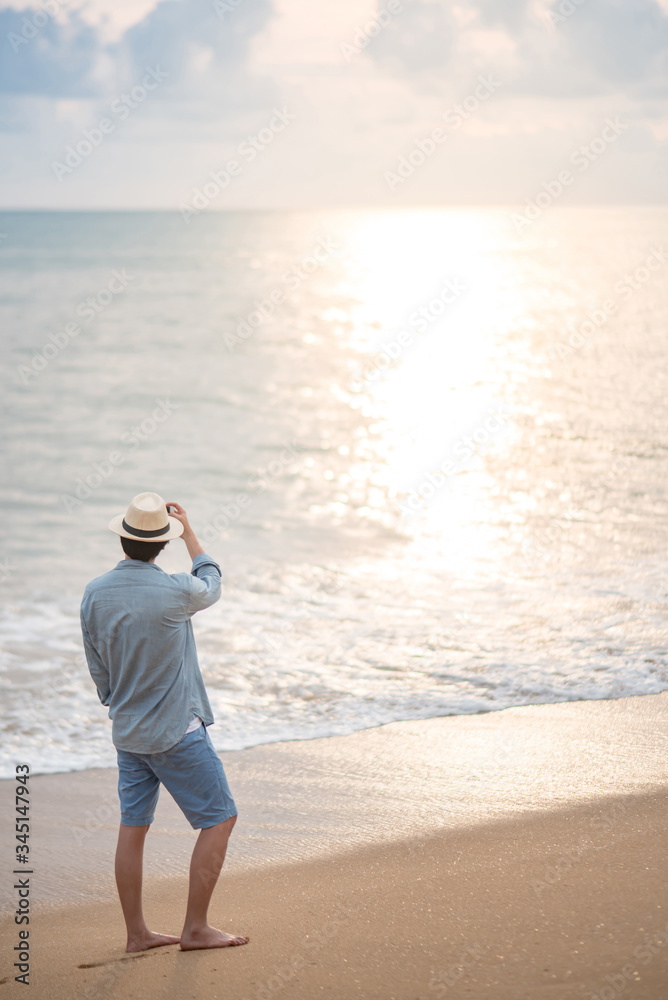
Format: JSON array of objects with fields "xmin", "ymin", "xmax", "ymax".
[{"xmin": 2, "ymin": 693, "xmax": 668, "ymax": 998}]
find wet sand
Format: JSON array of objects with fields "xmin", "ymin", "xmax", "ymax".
[{"xmin": 1, "ymin": 694, "xmax": 668, "ymax": 997}]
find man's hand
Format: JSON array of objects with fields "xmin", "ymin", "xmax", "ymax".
[{"xmin": 165, "ymin": 501, "xmax": 205, "ymax": 561}]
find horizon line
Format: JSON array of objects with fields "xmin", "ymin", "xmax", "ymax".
[{"xmin": 0, "ymin": 202, "xmax": 666, "ymax": 213}]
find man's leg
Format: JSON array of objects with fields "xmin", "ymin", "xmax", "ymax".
[
  {"xmin": 148, "ymin": 725, "xmax": 248, "ymax": 950},
  {"xmin": 180, "ymin": 815, "xmax": 249, "ymax": 950},
  {"xmin": 115, "ymin": 823, "xmax": 181, "ymax": 953}
]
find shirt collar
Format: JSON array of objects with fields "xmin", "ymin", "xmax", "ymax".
[{"xmin": 114, "ymin": 559, "xmax": 165, "ymax": 572}]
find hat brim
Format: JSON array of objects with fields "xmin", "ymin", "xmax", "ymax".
[{"xmin": 108, "ymin": 513, "xmax": 184, "ymax": 541}]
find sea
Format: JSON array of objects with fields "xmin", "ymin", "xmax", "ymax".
[{"xmin": 1, "ymin": 206, "xmax": 667, "ymax": 778}]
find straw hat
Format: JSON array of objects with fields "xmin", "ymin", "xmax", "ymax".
[{"xmin": 109, "ymin": 491, "xmax": 184, "ymax": 541}]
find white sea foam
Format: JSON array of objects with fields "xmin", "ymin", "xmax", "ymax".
[{"xmin": 1, "ymin": 552, "xmax": 667, "ymax": 777}]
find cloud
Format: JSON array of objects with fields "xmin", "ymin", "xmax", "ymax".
[
  {"xmin": 120, "ymin": 0, "xmax": 274, "ymax": 89},
  {"xmin": 361, "ymin": 0, "xmax": 668, "ymax": 101},
  {"xmin": 504, "ymin": 0, "xmax": 668, "ymax": 103},
  {"xmin": 0, "ymin": 0, "xmax": 667, "ymax": 206},
  {"xmin": 0, "ymin": 8, "xmax": 101, "ymax": 98},
  {"xmin": 0, "ymin": 0, "xmax": 276, "ymax": 102},
  {"xmin": 474, "ymin": 0, "xmax": 532, "ymax": 31},
  {"xmin": 365, "ymin": 1, "xmax": 455, "ymax": 72},
  {"xmin": 553, "ymin": 0, "xmax": 668, "ymax": 91}
]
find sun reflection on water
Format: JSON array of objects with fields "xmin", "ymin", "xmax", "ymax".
[{"xmin": 329, "ymin": 209, "xmax": 530, "ymax": 576}]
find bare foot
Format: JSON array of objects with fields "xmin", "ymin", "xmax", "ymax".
[
  {"xmin": 126, "ymin": 931, "xmax": 181, "ymax": 954},
  {"xmin": 180, "ymin": 926, "xmax": 249, "ymax": 951}
]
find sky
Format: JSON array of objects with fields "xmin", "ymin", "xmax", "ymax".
[{"xmin": 0, "ymin": 0, "xmax": 667, "ymax": 208}]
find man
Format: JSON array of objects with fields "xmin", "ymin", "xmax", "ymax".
[{"xmin": 80, "ymin": 491, "xmax": 248, "ymax": 953}]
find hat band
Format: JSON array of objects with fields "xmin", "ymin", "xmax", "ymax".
[{"xmin": 122, "ymin": 518, "xmax": 170, "ymax": 538}]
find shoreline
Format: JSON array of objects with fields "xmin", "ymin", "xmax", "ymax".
[
  {"xmin": 0, "ymin": 688, "xmax": 668, "ymax": 794},
  {"xmin": 1, "ymin": 691, "xmax": 668, "ymax": 911},
  {"xmin": 4, "ymin": 684, "xmax": 668, "ymax": 784}
]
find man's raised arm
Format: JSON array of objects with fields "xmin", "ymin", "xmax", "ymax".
[{"xmin": 166, "ymin": 500, "xmax": 221, "ymax": 615}]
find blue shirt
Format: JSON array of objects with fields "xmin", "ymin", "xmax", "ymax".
[{"xmin": 80, "ymin": 553, "xmax": 221, "ymax": 754}]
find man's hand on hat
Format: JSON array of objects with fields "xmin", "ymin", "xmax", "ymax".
[
  {"xmin": 166, "ymin": 501, "xmax": 205, "ymax": 560},
  {"xmin": 165, "ymin": 501, "xmax": 193, "ymax": 537}
]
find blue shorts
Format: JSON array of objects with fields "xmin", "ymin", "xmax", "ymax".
[{"xmin": 116, "ymin": 724, "xmax": 237, "ymax": 830}]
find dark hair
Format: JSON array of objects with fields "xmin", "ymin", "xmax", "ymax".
[{"xmin": 120, "ymin": 536, "xmax": 170, "ymax": 562}]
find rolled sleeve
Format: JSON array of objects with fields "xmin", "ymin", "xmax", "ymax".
[
  {"xmin": 80, "ymin": 608, "xmax": 111, "ymax": 706},
  {"xmin": 183, "ymin": 553, "xmax": 222, "ymax": 616}
]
